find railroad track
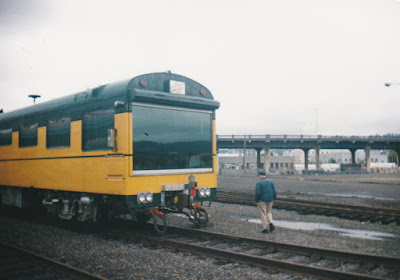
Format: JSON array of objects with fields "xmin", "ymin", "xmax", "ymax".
[
  {"xmin": 0, "ymin": 241, "xmax": 107, "ymax": 280},
  {"xmin": 216, "ymin": 190, "xmax": 400, "ymax": 225},
  {"xmin": 108, "ymin": 224, "xmax": 400, "ymax": 280},
  {"xmin": 2, "ymin": 213, "xmax": 400, "ymax": 280}
]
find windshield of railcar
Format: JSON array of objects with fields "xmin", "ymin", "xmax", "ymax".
[{"xmin": 132, "ymin": 104, "xmax": 213, "ymax": 174}]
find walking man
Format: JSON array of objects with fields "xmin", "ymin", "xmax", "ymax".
[{"xmin": 255, "ymin": 171, "xmax": 276, "ymax": 234}]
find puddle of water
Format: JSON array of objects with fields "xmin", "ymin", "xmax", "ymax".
[{"xmin": 242, "ymin": 218, "xmax": 398, "ymax": 241}]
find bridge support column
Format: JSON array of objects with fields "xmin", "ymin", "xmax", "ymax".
[
  {"xmin": 241, "ymin": 136, "xmax": 247, "ymax": 176},
  {"xmin": 365, "ymin": 145, "xmax": 371, "ymax": 172},
  {"xmin": 255, "ymin": 148, "xmax": 263, "ymax": 173},
  {"xmin": 350, "ymin": 148, "xmax": 357, "ymax": 164},
  {"xmin": 315, "ymin": 146, "xmax": 321, "ymax": 170},
  {"xmin": 264, "ymin": 148, "xmax": 270, "ymax": 173},
  {"xmin": 303, "ymin": 148, "xmax": 310, "ymax": 171},
  {"xmin": 396, "ymin": 150, "xmax": 400, "ymax": 167}
]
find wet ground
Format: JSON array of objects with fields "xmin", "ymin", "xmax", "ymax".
[
  {"xmin": 218, "ymin": 173, "xmax": 400, "ymax": 201},
  {"xmin": 208, "ymin": 173, "xmax": 400, "ymax": 258},
  {"xmin": 240, "ymin": 217, "xmax": 398, "ymax": 241}
]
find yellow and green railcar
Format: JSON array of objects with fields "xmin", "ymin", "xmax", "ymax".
[{"xmin": 0, "ymin": 72, "xmax": 219, "ymax": 230}]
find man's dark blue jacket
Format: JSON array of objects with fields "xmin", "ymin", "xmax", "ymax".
[{"xmin": 255, "ymin": 177, "xmax": 276, "ymax": 203}]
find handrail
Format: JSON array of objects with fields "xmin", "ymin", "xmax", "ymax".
[{"xmin": 217, "ymin": 135, "xmax": 400, "ymax": 141}]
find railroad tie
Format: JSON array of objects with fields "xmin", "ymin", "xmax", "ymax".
[
  {"xmin": 296, "ymin": 255, "xmax": 322, "ymax": 265},
  {"xmin": 349, "ymin": 263, "xmax": 376, "ymax": 274},
  {"xmin": 382, "ymin": 217, "xmax": 397, "ymax": 225},
  {"xmin": 385, "ymin": 269, "xmax": 400, "ymax": 279},
  {"xmin": 323, "ymin": 260, "xmax": 342, "ymax": 269}
]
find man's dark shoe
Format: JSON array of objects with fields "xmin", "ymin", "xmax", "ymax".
[
  {"xmin": 269, "ymin": 224, "xmax": 275, "ymax": 232},
  {"xmin": 261, "ymin": 229, "xmax": 269, "ymax": 234}
]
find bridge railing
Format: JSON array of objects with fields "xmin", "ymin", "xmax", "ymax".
[
  {"xmin": 217, "ymin": 135, "xmax": 319, "ymax": 139},
  {"xmin": 217, "ymin": 135, "xmax": 400, "ymax": 142}
]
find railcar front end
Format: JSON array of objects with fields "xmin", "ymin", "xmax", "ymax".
[{"xmin": 0, "ymin": 72, "xmax": 219, "ymax": 232}]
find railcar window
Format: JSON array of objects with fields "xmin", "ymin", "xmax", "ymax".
[
  {"xmin": 19, "ymin": 123, "xmax": 38, "ymax": 147},
  {"xmin": 47, "ymin": 117, "xmax": 71, "ymax": 148},
  {"xmin": 82, "ymin": 109, "xmax": 114, "ymax": 151},
  {"xmin": 132, "ymin": 104, "xmax": 212, "ymax": 172},
  {"xmin": 0, "ymin": 128, "xmax": 12, "ymax": 146}
]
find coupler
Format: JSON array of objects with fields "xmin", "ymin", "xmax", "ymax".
[
  {"xmin": 148, "ymin": 207, "xmax": 168, "ymax": 234},
  {"xmin": 188, "ymin": 203, "xmax": 209, "ymax": 227}
]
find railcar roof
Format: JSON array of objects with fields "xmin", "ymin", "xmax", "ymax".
[{"xmin": 0, "ymin": 72, "xmax": 219, "ymax": 129}]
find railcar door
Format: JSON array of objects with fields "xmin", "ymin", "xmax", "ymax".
[{"xmin": 104, "ymin": 154, "xmax": 126, "ymax": 194}]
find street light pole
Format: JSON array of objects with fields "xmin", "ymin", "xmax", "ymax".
[
  {"xmin": 385, "ymin": 82, "xmax": 400, "ymax": 87},
  {"xmin": 314, "ymin": 108, "xmax": 318, "ymax": 135},
  {"xmin": 28, "ymin": 95, "xmax": 41, "ymax": 104}
]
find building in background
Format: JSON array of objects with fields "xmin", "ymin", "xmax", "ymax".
[
  {"xmin": 218, "ymin": 148, "xmax": 396, "ymax": 175},
  {"xmin": 218, "ymin": 149, "xmax": 295, "ymax": 175}
]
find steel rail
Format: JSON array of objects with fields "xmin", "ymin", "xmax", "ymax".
[
  {"xmin": 3, "ymin": 211, "xmax": 399, "ymax": 280},
  {"xmin": 216, "ymin": 190, "xmax": 400, "ymax": 225},
  {"xmin": 122, "ymin": 226, "xmax": 400, "ymax": 280},
  {"xmin": 0, "ymin": 241, "xmax": 108, "ymax": 280},
  {"xmin": 166, "ymin": 226, "xmax": 400, "ymax": 266}
]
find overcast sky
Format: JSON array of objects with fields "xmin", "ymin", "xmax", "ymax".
[{"xmin": 1, "ymin": 0, "xmax": 399, "ymax": 136}]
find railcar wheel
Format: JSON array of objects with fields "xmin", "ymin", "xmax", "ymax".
[{"xmin": 151, "ymin": 213, "xmax": 168, "ymax": 234}]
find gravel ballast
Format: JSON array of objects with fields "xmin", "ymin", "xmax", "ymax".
[{"xmin": 1, "ymin": 175, "xmax": 399, "ymax": 279}]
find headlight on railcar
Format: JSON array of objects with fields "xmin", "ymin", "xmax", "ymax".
[
  {"xmin": 198, "ymin": 187, "xmax": 211, "ymax": 198},
  {"xmin": 199, "ymin": 188, "xmax": 206, "ymax": 197},
  {"xmin": 137, "ymin": 192, "xmax": 153, "ymax": 204},
  {"xmin": 138, "ymin": 193, "xmax": 146, "ymax": 203},
  {"xmin": 145, "ymin": 192, "xmax": 153, "ymax": 203}
]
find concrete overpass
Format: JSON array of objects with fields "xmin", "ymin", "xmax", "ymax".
[{"xmin": 217, "ymin": 135, "xmax": 400, "ymax": 172}]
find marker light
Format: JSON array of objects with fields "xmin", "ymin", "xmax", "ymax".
[
  {"xmin": 200, "ymin": 89, "xmax": 205, "ymax": 95},
  {"xmin": 140, "ymin": 80, "xmax": 147, "ymax": 87}
]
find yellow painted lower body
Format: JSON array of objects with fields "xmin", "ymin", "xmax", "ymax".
[{"xmin": 0, "ymin": 156, "xmax": 217, "ymax": 196}]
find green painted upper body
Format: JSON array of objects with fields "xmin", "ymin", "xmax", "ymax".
[{"xmin": 0, "ymin": 72, "xmax": 220, "ymax": 130}]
